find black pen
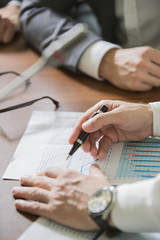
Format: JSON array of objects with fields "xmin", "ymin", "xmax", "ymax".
[{"xmin": 66, "ymin": 104, "xmax": 108, "ymax": 160}]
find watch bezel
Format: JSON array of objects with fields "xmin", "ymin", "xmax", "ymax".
[
  {"xmin": 88, "ymin": 186, "xmax": 113, "ymax": 216},
  {"xmin": 88, "ymin": 185, "xmax": 116, "ymax": 221}
]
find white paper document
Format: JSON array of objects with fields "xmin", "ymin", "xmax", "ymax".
[
  {"xmin": 18, "ymin": 217, "xmax": 102, "ymax": 240},
  {"xmin": 3, "ymin": 111, "xmax": 92, "ymax": 179},
  {"xmin": 3, "ymin": 111, "xmax": 160, "ymax": 185},
  {"xmin": 18, "ymin": 217, "xmax": 160, "ymax": 240},
  {"xmin": 3, "ymin": 111, "xmax": 102, "ymax": 180}
]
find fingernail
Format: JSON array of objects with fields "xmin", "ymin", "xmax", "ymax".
[
  {"xmin": 20, "ymin": 175, "xmax": 28, "ymax": 183},
  {"xmin": 15, "ymin": 200, "xmax": 24, "ymax": 206},
  {"xmin": 12, "ymin": 187, "xmax": 19, "ymax": 193}
]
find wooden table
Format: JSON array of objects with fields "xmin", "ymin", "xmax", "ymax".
[{"xmin": 0, "ymin": 36, "xmax": 160, "ymax": 240}]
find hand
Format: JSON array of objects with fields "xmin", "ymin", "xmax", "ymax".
[
  {"xmin": 0, "ymin": 5, "xmax": 20, "ymax": 43},
  {"xmin": 99, "ymin": 46, "xmax": 160, "ymax": 91},
  {"xmin": 69, "ymin": 100, "xmax": 153, "ymax": 160},
  {"xmin": 12, "ymin": 164, "xmax": 111, "ymax": 231}
]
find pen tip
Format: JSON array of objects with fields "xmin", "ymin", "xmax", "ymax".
[{"xmin": 66, "ymin": 155, "xmax": 70, "ymax": 160}]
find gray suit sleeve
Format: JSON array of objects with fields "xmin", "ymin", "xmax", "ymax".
[
  {"xmin": 8, "ymin": 0, "xmax": 22, "ymax": 4},
  {"xmin": 20, "ymin": 0, "xmax": 101, "ymax": 72}
]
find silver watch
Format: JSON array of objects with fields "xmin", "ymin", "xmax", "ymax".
[{"xmin": 88, "ymin": 185, "xmax": 117, "ymax": 230}]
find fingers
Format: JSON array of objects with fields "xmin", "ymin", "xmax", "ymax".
[
  {"xmin": 3, "ymin": 21, "xmax": 16, "ymax": 43},
  {"xmin": 146, "ymin": 73, "xmax": 160, "ymax": 88},
  {"xmin": 82, "ymin": 111, "xmax": 118, "ymax": 133},
  {"xmin": 90, "ymin": 163, "xmax": 111, "ymax": 185},
  {"xmin": 20, "ymin": 175, "xmax": 54, "ymax": 190},
  {"xmin": 139, "ymin": 70, "xmax": 160, "ymax": 88},
  {"xmin": 139, "ymin": 48, "xmax": 160, "ymax": 88},
  {"xmin": 83, "ymin": 127, "xmax": 117, "ymax": 160},
  {"xmin": 0, "ymin": 19, "xmax": 16, "ymax": 43},
  {"xmin": 68, "ymin": 124, "xmax": 83, "ymax": 145},
  {"xmin": 38, "ymin": 167, "xmax": 63, "ymax": 178},
  {"xmin": 133, "ymin": 82, "xmax": 153, "ymax": 91},
  {"xmin": 89, "ymin": 163, "xmax": 104, "ymax": 177},
  {"xmin": 68, "ymin": 101, "xmax": 112, "ymax": 144},
  {"xmin": 88, "ymin": 136, "xmax": 113, "ymax": 160},
  {"xmin": 148, "ymin": 47, "xmax": 160, "ymax": 66},
  {"xmin": 12, "ymin": 186, "xmax": 49, "ymax": 203},
  {"xmin": 14, "ymin": 199, "xmax": 50, "ymax": 217},
  {"xmin": 149, "ymin": 61, "xmax": 160, "ymax": 79},
  {"xmin": 82, "ymin": 124, "xmax": 119, "ymax": 159},
  {"xmin": 81, "ymin": 130, "xmax": 102, "ymax": 157},
  {"xmin": 68, "ymin": 105, "xmax": 100, "ymax": 144},
  {"xmin": 89, "ymin": 131, "xmax": 102, "ymax": 158},
  {"xmin": 97, "ymin": 136, "xmax": 112, "ymax": 160},
  {"xmin": 0, "ymin": 18, "xmax": 6, "ymax": 42}
]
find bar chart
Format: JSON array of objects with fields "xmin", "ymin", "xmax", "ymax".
[{"xmin": 116, "ymin": 138, "xmax": 160, "ymax": 179}]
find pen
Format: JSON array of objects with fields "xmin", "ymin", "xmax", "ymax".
[{"xmin": 66, "ymin": 104, "xmax": 108, "ymax": 160}]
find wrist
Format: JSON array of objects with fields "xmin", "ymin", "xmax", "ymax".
[{"xmin": 99, "ymin": 48, "xmax": 119, "ymax": 80}]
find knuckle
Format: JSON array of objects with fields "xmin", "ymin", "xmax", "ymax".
[
  {"xmin": 30, "ymin": 187, "xmax": 39, "ymax": 197},
  {"xmin": 60, "ymin": 169, "xmax": 74, "ymax": 178},
  {"xmin": 56, "ymin": 182, "xmax": 65, "ymax": 191},
  {"xmin": 142, "ymin": 46, "xmax": 152, "ymax": 56},
  {"xmin": 43, "ymin": 169, "xmax": 50, "ymax": 175},
  {"xmin": 132, "ymin": 70, "xmax": 144, "ymax": 81},
  {"xmin": 49, "ymin": 201, "xmax": 63, "ymax": 216},
  {"xmin": 99, "ymin": 100, "xmax": 106, "ymax": 105},
  {"xmin": 49, "ymin": 203, "xmax": 56, "ymax": 213},
  {"xmin": 136, "ymin": 59, "xmax": 147, "ymax": 69},
  {"xmin": 51, "ymin": 187, "xmax": 66, "ymax": 202},
  {"xmin": 36, "ymin": 176, "xmax": 45, "ymax": 187},
  {"xmin": 32, "ymin": 202, "xmax": 40, "ymax": 211}
]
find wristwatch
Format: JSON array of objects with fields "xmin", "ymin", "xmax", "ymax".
[{"xmin": 88, "ymin": 185, "xmax": 117, "ymax": 231}]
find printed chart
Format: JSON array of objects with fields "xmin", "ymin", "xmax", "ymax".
[{"xmin": 116, "ymin": 138, "xmax": 160, "ymax": 179}]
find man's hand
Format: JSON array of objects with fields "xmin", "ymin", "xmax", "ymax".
[
  {"xmin": 69, "ymin": 100, "xmax": 153, "ymax": 160},
  {"xmin": 99, "ymin": 46, "xmax": 160, "ymax": 91},
  {"xmin": 0, "ymin": 5, "xmax": 20, "ymax": 43},
  {"xmin": 12, "ymin": 164, "xmax": 111, "ymax": 231}
]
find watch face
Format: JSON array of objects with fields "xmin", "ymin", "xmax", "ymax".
[{"xmin": 88, "ymin": 189, "xmax": 112, "ymax": 214}]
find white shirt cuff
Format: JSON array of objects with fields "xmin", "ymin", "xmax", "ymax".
[
  {"xmin": 78, "ymin": 40, "xmax": 120, "ymax": 80},
  {"xmin": 111, "ymin": 175, "xmax": 160, "ymax": 232},
  {"xmin": 8, "ymin": 1, "xmax": 21, "ymax": 7},
  {"xmin": 149, "ymin": 102, "xmax": 160, "ymax": 137}
]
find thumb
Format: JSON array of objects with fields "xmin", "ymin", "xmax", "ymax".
[{"xmin": 89, "ymin": 163, "xmax": 105, "ymax": 178}]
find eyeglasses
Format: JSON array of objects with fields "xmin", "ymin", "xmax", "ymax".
[
  {"xmin": 0, "ymin": 71, "xmax": 60, "ymax": 112},
  {"xmin": 0, "ymin": 96, "xmax": 59, "ymax": 113}
]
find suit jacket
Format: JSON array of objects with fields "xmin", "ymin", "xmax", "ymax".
[{"xmin": 20, "ymin": 0, "xmax": 116, "ymax": 72}]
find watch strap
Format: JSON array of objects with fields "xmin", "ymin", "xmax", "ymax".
[
  {"xmin": 90, "ymin": 214, "xmax": 115, "ymax": 231},
  {"xmin": 90, "ymin": 214, "xmax": 121, "ymax": 236}
]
